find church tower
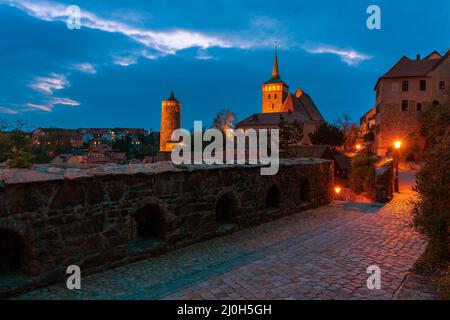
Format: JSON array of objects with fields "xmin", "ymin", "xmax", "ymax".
[
  {"xmin": 159, "ymin": 90, "xmax": 181, "ymax": 152},
  {"xmin": 262, "ymin": 50, "xmax": 289, "ymax": 113}
]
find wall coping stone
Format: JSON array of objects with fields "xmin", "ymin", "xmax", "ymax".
[{"xmin": 0, "ymin": 158, "xmax": 330, "ymax": 186}]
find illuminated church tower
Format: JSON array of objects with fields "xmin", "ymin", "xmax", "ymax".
[
  {"xmin": 159, "ymin": 90, "xmax": 181, "ymax": 152},
  {"xmin": 262, "ymin": 49, "xmax": 290, "ymax": 113}
]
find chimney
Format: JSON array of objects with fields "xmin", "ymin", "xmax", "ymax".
[{"xmin": 416, "ymin": 54, "xmax": 421, "ymax": 61}]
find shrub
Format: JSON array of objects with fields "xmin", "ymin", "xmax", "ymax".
[
  {"xmin": 348, "ymin": 152, "xmax": 377, "ymax": 200},
  {"xmin": 6, "ymin": 146, "xmax": 35, "ymax": 169},
  {"xmin": 412, "ymin": 130, "xmax": 450, "ymax": 271}
]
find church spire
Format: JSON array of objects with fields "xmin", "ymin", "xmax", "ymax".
[{"xmin": 272, "ymin": 46, "xmax": 279, "ymax": 78}]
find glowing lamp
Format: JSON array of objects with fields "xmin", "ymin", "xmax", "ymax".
[
  {"xmin": 356, "ymin": 144, "xmax": 361, "ymax": 150},
  {"xmin": 394, "ymin": 141, "xmax": 402, "ymax": 149},
  {"xmin": 334, "ymin": 187, "xmax": 342, "ymax": 194}
]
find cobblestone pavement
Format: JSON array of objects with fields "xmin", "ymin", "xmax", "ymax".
[{"xmin": 17, "ymin": 171, "xmax": 427, "ymax": 300}]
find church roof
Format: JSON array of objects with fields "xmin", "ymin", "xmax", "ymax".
[
  {"xmin": 237, "ymin": 111, "xmax": 310, "ymax": 128},
  {"xmin": 281, "ymin": 90, "xmax": 325, "ymax": 122},
  {"xmin": 264, "ymin": 76, "xmax": 287, "ymax": 85},
  {"xmin": 296, "ymin": 91, "xmax": 325, "ymax": 122}
]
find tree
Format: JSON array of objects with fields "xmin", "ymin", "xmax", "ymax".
[
  {"xmin": 279, "ymin": 115, "xmax": 303, "ymax": 158},
  {"xmin": 33, "ymin": 129, "xmax": 71, "ymax": 162},
  {"xmin": 309, "ymin": 122, "xmax": 345, "ymax": 150},
  {"xmin": 6, "ymin": 146, "xmax": 35, "ymax": 169},
  {"xmin": 412, "ymin": 101, "xmax": 450, "ymax": 273},
  {"xmin": 336, "ymin": 112, "xmax": 360, "ymax": 150},
  {"xmin": 213, "ymin": 109, "xmax": 236, "ymax": 133},
  {"xmin": 0, "ymin": 119, "xmax": 33, "ymax": 163}
]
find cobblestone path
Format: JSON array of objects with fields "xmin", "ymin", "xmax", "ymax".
[{"xmin": 17, "ymin": 171, "xmax": 426, "ymax": 300}]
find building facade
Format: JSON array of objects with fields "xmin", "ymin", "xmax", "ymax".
[{"xmin": 369, "ymin": 50, "xmax": 450, "ymax": 158}]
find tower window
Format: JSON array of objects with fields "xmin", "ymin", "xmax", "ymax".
[
  {"xmin": 420, "ymin": 80, "xmax": 427, "ymax": 91},
  {"xmin": 274, "ymin": 93, "xmax": 277, "ymax": 99},
  {"xmin": 268, "ymin": 94, "xmax": 271, "ymax": 99},
  {"xmin": 416, "ymin": 103, "xmax": 422, "ymax": 111},
  {"xmin": 439, "ymin": 81, "xmax": 445, "ymax": 89},
  {"xmin": 402, "ymin": 81, "xmax": 409, "ymax": 92},
  {"xmin": 272, "ymin": 103, "xmax": 275, "ymax": 109},
  {"xmin": 402, "ymin": 100, "xmax": 408, "ymax": 111}
]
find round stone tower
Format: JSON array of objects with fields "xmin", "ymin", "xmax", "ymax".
[{"xmin": 159, "ymin": 90, "xmax": 181, "ymax": 152}]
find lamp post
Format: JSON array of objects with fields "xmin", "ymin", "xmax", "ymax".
[{"xmin": 394, "ymin": 141, "xmax": 401, "ymax": 192}]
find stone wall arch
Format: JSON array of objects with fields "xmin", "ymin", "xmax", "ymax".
[
  {"xmin": 128, "ymin": 197, "xmax": 173, "ymax": 252},
  {"xmin": 265, "ymin": 184, "xmax": 281, "ymax": 209},
  {"xmin": 0, "ymin": 219, "xmax": 34, "ymax": 277},
  {"xmin": 215, "ymin": 190, "xmax": 241, "ymax": 229}
]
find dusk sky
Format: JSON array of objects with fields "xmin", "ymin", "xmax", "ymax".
[{"xmin": 1, "ymin": 0, "xmax": 448, "ymax": 131}]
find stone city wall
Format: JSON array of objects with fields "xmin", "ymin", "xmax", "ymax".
[{"xmin": 0, "ymin": 159, "xmax": 333, "ymax": 297}]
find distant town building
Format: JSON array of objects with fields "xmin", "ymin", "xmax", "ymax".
[
  {"xmin": 236, "ymin": 50, "xmax": 325, "ymax": 140},
  {"xmin": 87, "ymin": 143, "xmax": 126, "ymax": 164},
  {"xmin": 32, "ymin": 127, "xmax": 149, "ymax": 149},
  {"xmin": 363, "ymin": 50, "xmax": 450, "ymax": 158}
]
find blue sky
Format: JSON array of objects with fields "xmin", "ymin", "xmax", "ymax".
[{"xmin": 0, "ymin": 0, "xmax": 449, "ymax": 131}]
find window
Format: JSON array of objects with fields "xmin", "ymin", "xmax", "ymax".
[
  {"xmin": 268, "ymin": 94, "xmax": 271, "ymax": 99},
  {"xmin": 272, "ymin": 103, "xmax": 274, "ymax": 109},
  {"xmin": 402, "ymin": 81, "xmax": 409, "ymax": 92},
  {"xmin": 274, "ymin": 93, "xmax": 277, "ymax": 99},
  {"xmin": 439, "ymin": 81, "xmax": 445, "ymax": 90},
  {"xmin": 420, "ymin": 80, "xmax": 427, "ymax": 91},
  {"xmin": 416, "ymin": 103, "xmax": 422, "ymax": 111},
  {"xmin": 402, "ymin": 100, "xmax": 408, "ymax": 111}
]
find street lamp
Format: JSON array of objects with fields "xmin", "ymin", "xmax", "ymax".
[
  {"xmin": 356, "ymin": 144, "xmax": 361, "ymax": 151},
  {"xmin": 334, "ymin": 186, "xmax": 342, "ymax": 200},
  {"xmin": 394, "ymin": 141, "xmax": 401, "ymax": 192}
]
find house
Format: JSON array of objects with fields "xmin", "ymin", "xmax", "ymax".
[{"xmin": 363, "ymin": 50, "xmax": 450, "ymax": 158}]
